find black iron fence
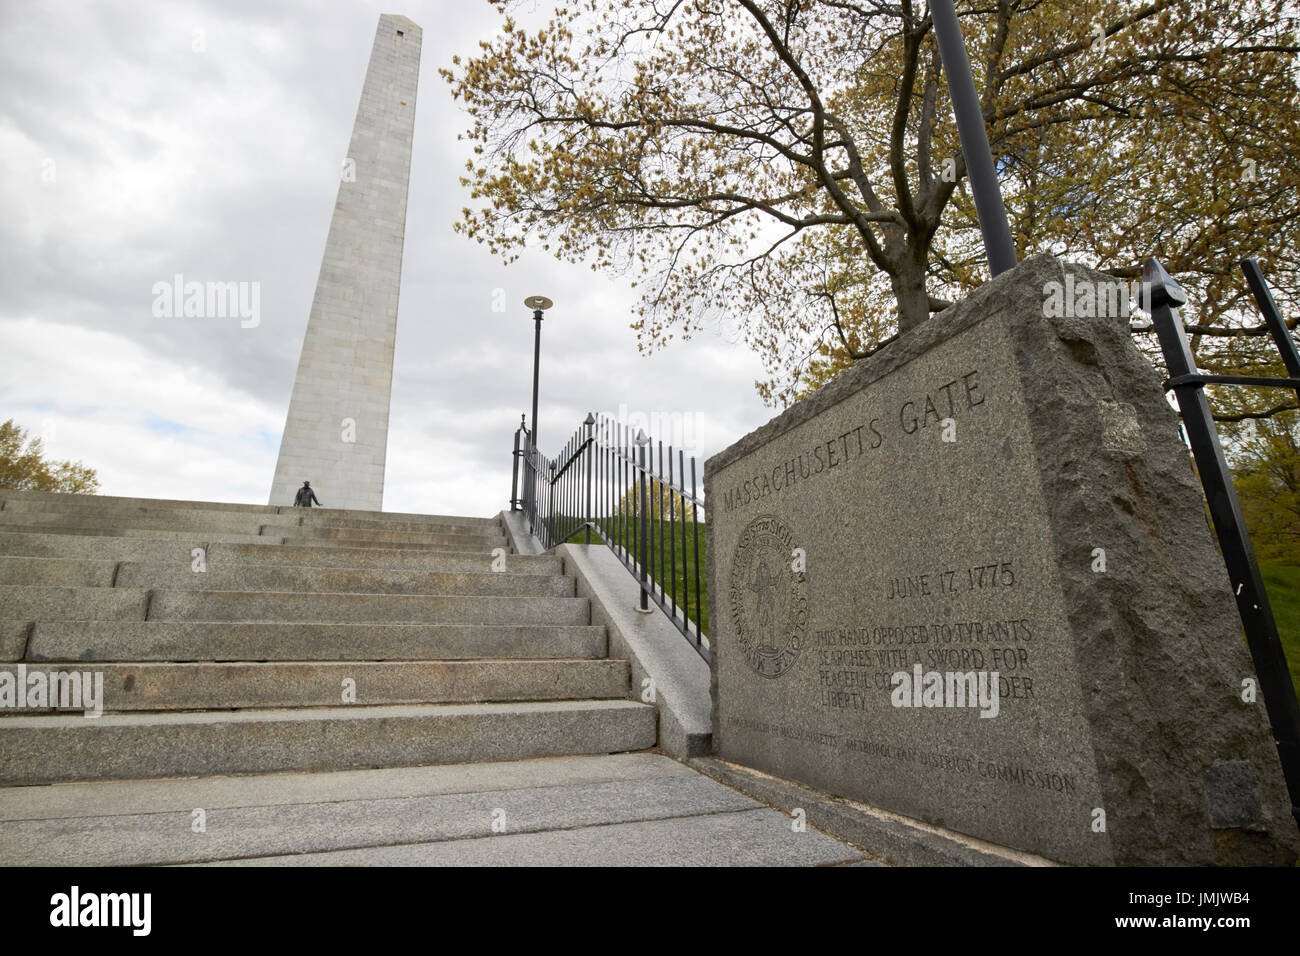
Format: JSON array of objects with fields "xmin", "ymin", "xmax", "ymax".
[
  {"xmin": 1146, "ymin": 256, "xmax": 1300, "ymax": 831},
  {"xmin": 510, "ymin": 413, "xmax": 709, "ymax": 662}
]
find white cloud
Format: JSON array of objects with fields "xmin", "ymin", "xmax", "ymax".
[
  {"xmin": 0, "ymin": 0, "xmax": 777, "ymax": 518},
  {"xmin": 0, "ymin": 316, "xmax": 280, "ymax": 502}
]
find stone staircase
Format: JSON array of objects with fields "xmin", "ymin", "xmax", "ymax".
[{"xmin": 0, "ymin": 490, "xmax": 657, "ymax": 785}]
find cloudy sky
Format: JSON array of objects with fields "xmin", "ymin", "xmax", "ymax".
[{"xmin": 0, "ymin": 0, "xmax": 775, "ymax": 517}]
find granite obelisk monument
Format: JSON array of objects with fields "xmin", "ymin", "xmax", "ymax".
[{"xmin": 269, "ymin": 14, "xmax": 421, "ymax": 511}]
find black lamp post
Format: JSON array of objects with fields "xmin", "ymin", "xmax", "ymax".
[
  {"xmin": 523, "ymin": 295, "xmax": 553, "ymax": 451},
  {"xmin": 930, "ymin": 0, "xmax": 1018, "ymax": 276},
  {"xmin": 521, "ymin": 295, "xmax": 552, "ymax": 528}
]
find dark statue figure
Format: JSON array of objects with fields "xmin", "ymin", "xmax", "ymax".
[{"xmin": 293, "ymin": 481, "xmax": 321, "ymax": 508}]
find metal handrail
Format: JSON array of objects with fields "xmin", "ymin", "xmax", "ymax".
[
  {"xmin": 1147, "ymin": 256, "xmax": 1300, "ymax": 831},
  {"xmin": 510, "ymin": 411, "xmax": 709, "ymax": 662}
]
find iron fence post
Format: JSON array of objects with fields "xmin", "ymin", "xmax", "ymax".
[
  {"xmin": 1242, "ymin": 258, "xmax": 1300, "ymax": 410},
  {"xmin": 583, "ymin": 413, "xmax": 595, "ymax": 545},
  {"xmin": 636, "ymin": 430, "xmax": 649, "ymax": 611},
  {"xmin": 690, "ymin": 456, "xmax": 702, "ymax": 647},
  {"xmin": 510, "ymin": 415, "xmax": 524, "ymax": 512},
  {"xmin": 524, "ymin": 441, "xmax": 537, "ymax": 534},
  {"xmin": 1145, "ymin": 257, "xmax": 1300, "ymax": 830},
  {"xmin": 546, "ymin": 460, "xmax": 556, "ymax": 550}
]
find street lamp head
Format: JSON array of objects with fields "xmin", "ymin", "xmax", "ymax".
[{"xmin": 525, "ymin": 297, "xmax": 550, "ymax": 456}]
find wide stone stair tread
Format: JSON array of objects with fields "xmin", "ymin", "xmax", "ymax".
[
  {"xmin": 0, "ymin": 754, "xmax": 871, "ymax": 867},
  {"xmin": 18, "ymin": 621, "xmax": 609, "ymax": 661},
  {"xmin": 0, "ymin": 556, "xmax": 574, "ymax": 595},
  {"xmin": 0, "ymin": 507, "xmax": 505, "ymax": 537},
  {"xmin": 0, "ymin": 586, "xmax": 591, "ymax": 625},
  {"xmin": 0, "ymin": 520, "xmax": 505, "ymax": 552},
  {"xmin": 0, "ymin": 659, "xmax": 630, "ymax": 712},
  {"xmin": 0, "ymin": 490, "xmax": 499, "ymax": 528},
  {"xmin": 3, "ymin": 527, "xmax": 507, "ymax": 553},
  {"xmin": 0, "ymin": 532, "xmax": 561, "ymax": 571},
  {"xmin": 0, "ymin": 490, "xmax": 658, "ymax": 793},
  {"xmin": 208, "ymin": 808, "xmax": 867, "ymax": 868},
  {"xmin": 284, "ymin": 540, "xmax": 512, "ymax": 555},
  {"xmin": 0, "ymin": 700, "xmax": 659, "ymax": 784},
  {"xmin": 0, "ymin": 526, "xmax": 280, "ymax": 545}
]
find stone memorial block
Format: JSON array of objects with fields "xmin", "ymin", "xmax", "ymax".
[{"xmin": 705, "ymin": 254, "xmax": 1299, "ymax": 865}]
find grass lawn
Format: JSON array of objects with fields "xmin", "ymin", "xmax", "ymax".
[
  {"xmin": 583, "ymin": 515, "xmax": 709, "ymax": 636},
  {"xmin": 1258, "ymin": 565, "xmax": 1300, "ymax": 699}
]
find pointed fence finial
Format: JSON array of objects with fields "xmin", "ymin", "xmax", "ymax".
[{"xmin": 1141, "ymin": 258, "xmax": 1188, "ymax": 310}]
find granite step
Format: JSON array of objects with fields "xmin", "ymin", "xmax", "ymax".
[
  {"xmin": 0, "ymin": 493, "xmax": 657, "ymax": 795},
  {"xmin": 276, "ymin": 536, "xmax": 505, "ymax": 553},
  {"xmin": 18, "ymin": 620, "xmax": 608, "ymax": 662},
  {"xmin": 0, "ymin": 755, "xmax": 822, "ymax": 867},
  {"xmin": 291, "ymin": 515, "xmax": 500, "ymax": 536},
  {"xmin": 0, "ymin": 511, "xmax": 507, "ymax": 550},
  {"xmin": 0, "ymin": 490, "xmax": 500, "ymax": 530},
  {"xmin": 0, "ymin": 586, "xmax": 591, "ymax": 626},
  {"xmin": 0, "ymin": 533, "xmax": 558, "ymax": 572},
  {"xmin": 264, "ymin": 525, "xmax": 506, "ymax": 549},
  {"xmin": 0, "ymin": 491, "xmax": 284, "ymax": 516},
  {"xmin": 123, "ymin": 564, "xmax": 572, "ymax": 597},
  {"xmin": 0, "ymin": 556, "xmax": 572, "ymax": 597},
  {"xmin": 0, "ymin": 659, "xmax": 629, "ymax": 712},
  {"xmin": 0, "ymin": 503, "xmax": 502, "ymax": 538},
  {"xmin": 210, "ymin": 809, "xmax": 866, "ymax": 867},
  {"xmin": 207, "ymin": 543, "xmax": 556, "ymax": 573},
  {"xmin": 0, "ymin": 525, "xmax": 276, "ymax": 545},
  {"xmin": 0, "ymin": 755, "xmax": 871, "ymax": 868},
  {"xmin": 0, "ymin": 556, "xmax": 115, "ymax": 588},
  {"xmin": 0, "ymin": 700, "xmax": 658, "ymax": 784}
]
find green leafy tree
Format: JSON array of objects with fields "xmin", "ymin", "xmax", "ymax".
[
  {"xmin": 0, "ymin": 419, "xmax": 100, "ymax": 494},
  {"xmin": 610, "ymin": 482, "xmax": 700, "ymax": 522},
  {"xmin": 1230, "ymin": 411, "xmax": 1300, "ymax": 564},
  {"xmin": 446, "ymin": 0, "xmax": 1300, "ymax": 408}
]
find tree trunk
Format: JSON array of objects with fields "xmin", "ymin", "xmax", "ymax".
[{"xmin": 891, "ymin": 257, "xmax": 931, "ymax": 334}]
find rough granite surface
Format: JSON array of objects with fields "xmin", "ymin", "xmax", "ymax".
[{"xmin": 705, "ymin": 253, "xmax": 1299, "ymax": 866}]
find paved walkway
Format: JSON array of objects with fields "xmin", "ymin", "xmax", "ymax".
[{"xmin": 0, "ymin": 753, "xmax": 881, "ymax": 866}]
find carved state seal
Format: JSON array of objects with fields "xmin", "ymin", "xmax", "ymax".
[{"xmin": 728, "ymin": 513, "xmax": 808, "ymax": 679}]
